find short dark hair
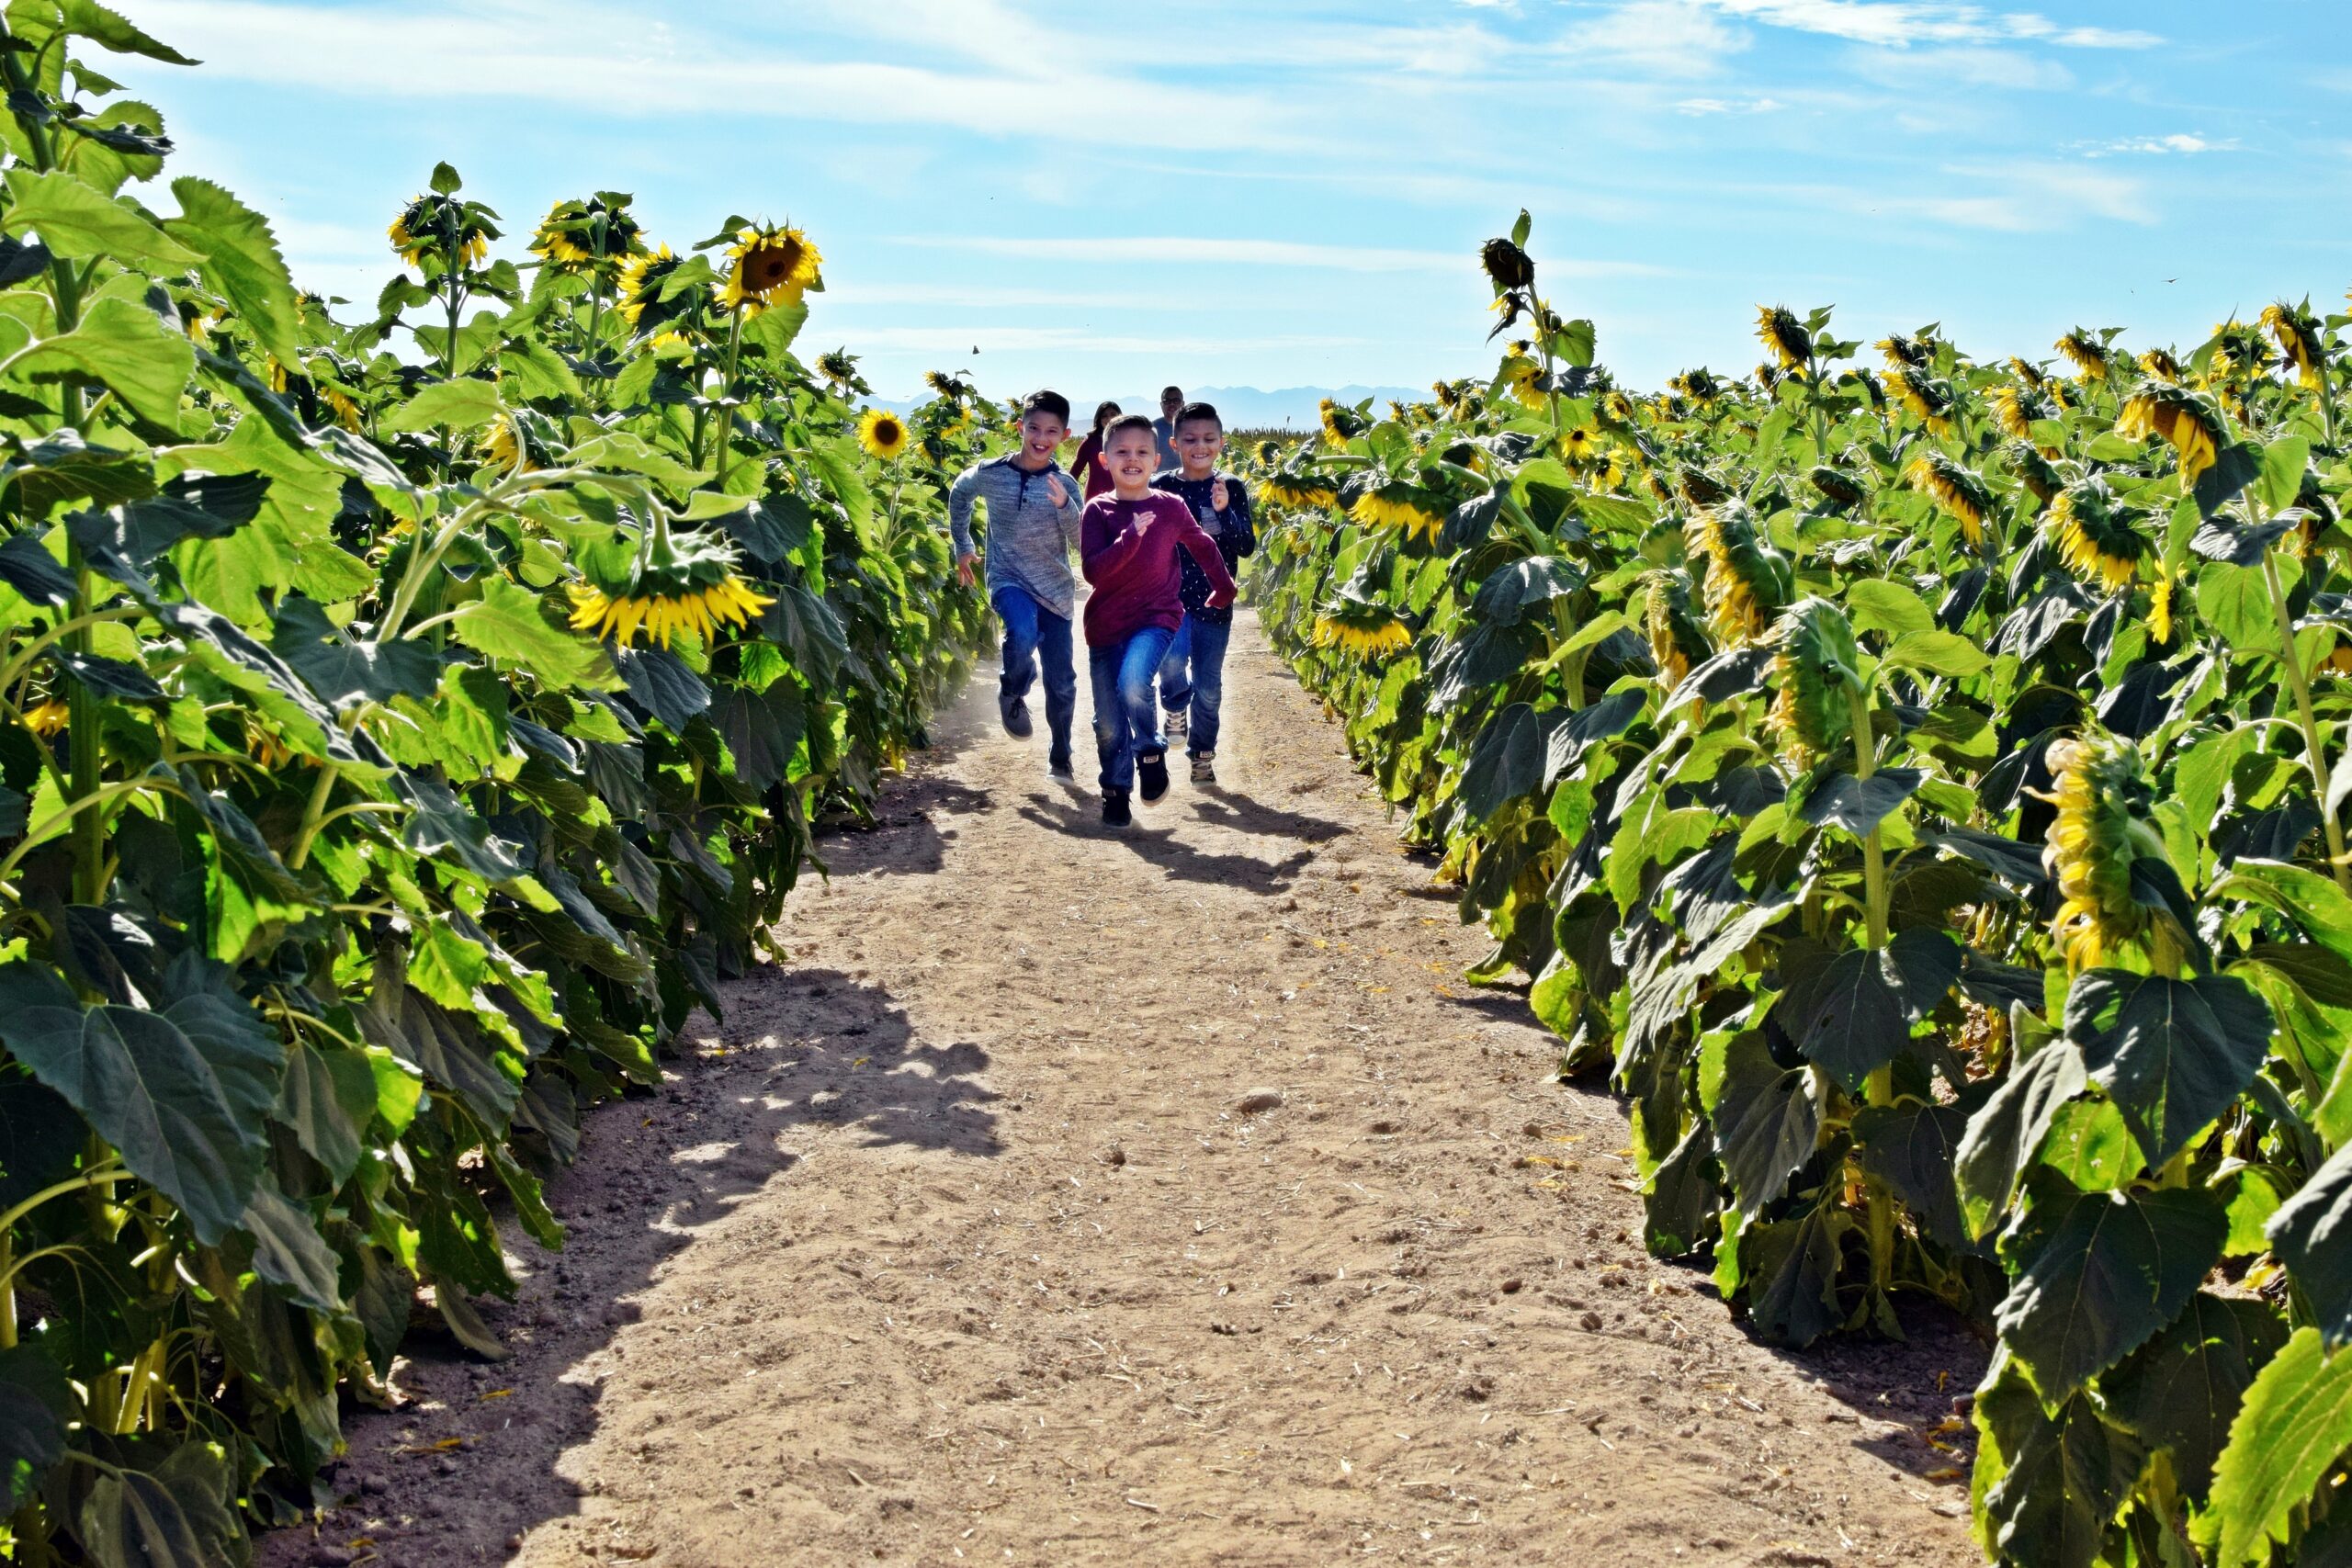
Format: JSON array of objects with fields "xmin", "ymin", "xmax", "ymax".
[
  {"xmin": 1173, "ymin": 401, "xmax": 1222, "ymax": 432},
  {"xmin": 1105, "ymin": 413, "xmax": 1158, "ymax": 445},
  {"xmin": 1022, "ymin": 389, "xmax": 1070, "ymax": 423},
  {"xmin": 1159, "ymin": 385, "xmax": 1183, "ymax": 402},
  {"xmin": 1091, "ymin": 400, "xmax": 1122, "ymax": 433}
]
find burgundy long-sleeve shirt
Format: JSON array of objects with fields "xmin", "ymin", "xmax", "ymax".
[{"xmin": 1079, "ymin": 491, "xmax": 1237, "ymax": 649}]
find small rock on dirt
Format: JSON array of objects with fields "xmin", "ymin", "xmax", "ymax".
[{"xmin": 1233, "ymin": 1088, "xmax": 1284, "ymax": 1114}]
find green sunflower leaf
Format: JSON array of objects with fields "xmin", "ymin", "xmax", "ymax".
[
  {"xmin": 2266, "ymin": 1141, "xmax": 2352, "ymax": 1348},
  {"xmin": 165, "ymin": 175, "xmax": 300, "ymax": 367},
  {"xmin": 379, "ymin": 377, "xmax": 504, "ymax": 434},
  {"xmin": 11, "ymin": 293, "xmax": 195, "ymax": 430},
  {"xmin": 2064, "ymin": 969, "xmax": 2272, "ymax": 1169},
  {"xmin": 2203, "ymin": 1326, "xmax": 2352, "ymax": 1566},
  {"xmin": 0, "ymin": 166, "xmax": 199, "ymax": 267}
]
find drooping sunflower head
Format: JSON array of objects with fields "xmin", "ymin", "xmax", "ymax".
[
  {"xmin": 719, "ymin": 223, "xmax": 821, "ymax": 315},
  {"xmin": 1600, "ymin": 389, "xmax": 1639, "ymax": 429},
  {"xmin": 1350, "ymin": 482, "xmax": 1442, "ymax": 543},
  {"xmin": 2261, "ymin": 300, "xmax": 2324, "ymax": 389},
  {"xmin": 2007, "ymin": 356, "xmax": 2048, "ymax": 391},
  {"xmin": 1883, "ymin": 367, "xmax": 1954, "ymax": 436},
  {"xmin": 1808, "ymin": 464, "xmax": 1870, "ymax": 511},
  {"xmin": 1253, "ymin": 438, "xmax": 1282, "ymax": 467},
  {"xmin": 2050, "ymin": 477, "xmax": 2152, "ymax": 591},
  {"xmin": 483, "ymin": 407, "xmax": 564, "ymax": 475},
  {"xmin": 1641, "ymin": 568, "xmax": 1711, "ymax": 686},
  {"xmin": 530, "ymin": 195, "xmax": 646, "ymax": 277},
  {"xmin": 322, "ymin": 384, "xmax": 362, "ymax": 432},
  {"xmin": 1905, "ymin": 451, "xmax": 1996, "ymax": 549},
  {"xmin": 388, "ymin": 191, "xmax": 494, "ymax": 274},
  {"xmin": 2136, "ymin": 346, "xmax": 2182, "ymax": 383},
  {"xmin": 23, "ymin": 697, "xmax": 68, "ymax": 737},
  {"xmin": 1877, "ymin": 333, "xmax": 1930, "ymax": 370},
  {"xmin": 1312, "ymin": 601, "xmax": 1415, "ymax": 660},
  {"xmin": 1987, "ymin": 383, "xmax": 2049, "ymax": 444},
  {"xmin": 1320, "ymin": 397, "xmax": 1369, "ymax": 446},
  {"xmin": 2041, "ymin": 732, "xmax": 2182, "ymax": 974},
  {"xmin": 2004, "ymin": 440, "xmax": 2064, "ymax": 508},
  {"xmin": 1479, "ymin": 235, "xmax": 1537, "ymax": 294},
  {"xmin": 1842, "ymin": 367, "xmax": 1885, "ymax": 407},
  {"xmin": 1755, "ymin": 362, "xmax": 1783, "ymax": 393},
  {"xmin": 1685, "ymin": 500, "xmax": 1793, "ymax": 644},
  {"xmin": 569, "ymin": 525, "xmax": 775, "ymax": 650},
  {"xmin": 2116, "ymin": 384, "xmax": 2226, "ymax": 493},
  {"xmin": 1755, "ymin": 304, "xmax": 1811, "ymax": 371},
  {"xmin": 923, "ymin": 369, "xmax": 972, "ymax": 404},
  {"xmin": 2054, "ymin": 330, "xmax": 2109, "ymax": 381},
  {"xmin": 2148, "ymin": 562, "xmax": 2178, "ymax": 647},
  {"xmin": 857, "ymin": 407, "xmax": 910, "ymax": 462},
  {"xmin": 616, "ymin": 244, "xmax": 691, "ymax": 334},
  {"xmin": 815, "ymin": 348, "xmax": 861, "ymax": 389},
  {"xmin": 1498, "ymin": 355, "xmax": 1546, "ymax": 410},
  {"xmin": 1770, "ymin": 597, "xmax": 1859, "ymax": 761},
  {"xmin": 1263, "ymin": 471, "xmax": 1340, "ymax": 510},
  {"xmin": 1668, "ymin": 367, "xmax": 1726, "ymax": 411}
]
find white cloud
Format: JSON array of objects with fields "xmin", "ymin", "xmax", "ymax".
[
  {"xmin": 1695, "ymin": 0, "xmax": 2157, "ymax": 50},
  {"xmin": 2085, "ymin": 134, "xmax": 2235, "ymax": 157},
  {"xmin": 1559, "ymin": 0, "xmax": 1751, "ymax": 78},
  {"xmin": 1676, "ymin": 95, "xmax": 1783, "ymax": 114},
  {"xmin": 1847, "ymin": 43, "xmax": 2073, "ymax": 89},
  {"xmin": 1909, "ymin": 160, "xmax": 2154, "ymax": 230}
]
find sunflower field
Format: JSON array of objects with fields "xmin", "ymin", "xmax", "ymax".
[
  {"xmin": 0, "ymin": 4, "xmax": 1002, "ymax": 1558},
  {"xmin": 1252, "ymin": 212, "xmax": 2352, "ymax": 1566}
]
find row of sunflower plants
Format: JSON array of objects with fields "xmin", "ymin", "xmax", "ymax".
[
  {"xmin": 0, "ymin": 4, "xmax": 993, "ymax": 1559},
  {"xmin": 1246, "ymin": 210, "xmax": 2352, "ymax": 1566}
]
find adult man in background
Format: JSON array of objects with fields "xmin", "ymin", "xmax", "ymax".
[{"xmin": 1151, "ymin": 385, "xmax": 1183, "ymax": 470}]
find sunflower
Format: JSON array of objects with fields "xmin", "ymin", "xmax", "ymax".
[
  {"xmin": 1668, "ymin": 368, "xmax": 1726, "ymax": 411},
  {"xmin": 1906, "ymin": 453, "xmax": 1996, "ymax": 548},
  {"xmin": 1677, "ymin": 465, "xmax": 1733, "ymax": 507},
  {"xmin": 2041, "ymin": 733, "xmax": 2185, "ymax": 974},
  {"xmin": 483, "ymin": 408, "xmax": 562, "ymax": 475},
  {"xmin": 616, "ymin": 245, "xmax": 690, "ymax": 333},
  {"xmin": 2004, "ymin": 440, "xmax": 2064, "ymax": 508},
  {"xmin": 1755, "ymin": 305, "xmax": 1811, "ymax": 371},
  {"xmin": 1320, "ymin": 398, "xmax": 1370, "ymax": 446},
  {"xmin": 718, "ymin": 223, "xmax": 821, "ymax": 315},
  {"xmin": 857, "ymin": 407, "xmax": 910, "ymax": 461},
  {"xmin": 569, "ymin": 528, "xmax": 775, "ymax": 649},
  {"xmin": 1432, "ymin": 378, "xmax": 1464, "ymax": 410},
  {"xmin": 1987, "ymin": 384, "xmax": 2045, "ymax": 444},
  {"xmin": 924, "ymin": 369, "xmax": 972, "ymax": 402},
  {"xmin": 1351, "ymin": 484, "xmax": 1442, "ymax": 543},
  {"xmin": 1686, "ymin": 502, "xmax": 1792, "ymax": 644},
  {"xmin": 22, "ymin": 698, "xmax": 67, "ymax": 736},
  {"xmin": 388, "ymin": 192, "xmax": 493, "ymax": 274},
  {"xmin": 1479, "ymin": 235, "xmax": 1536, "ymax": 294},
  {"xmin": 2050, "ymin": 478, "xmax": 2151, "ymax": 590},
  {"xmin": 1842, "ymin": 367, "xmax": 1886, "ymax": 408},
  {"xmin": 1499, "ymin": 355, "xmax": 1545, "ymax": 410},
  {"xmin": 1770, "ymin": 598, "xmax": 1859, "ymax": 761},
  {"xmin": 816, "ymin": 349, "xmax": 860, "ymax": 389},
  {"xmin": 1883, "ymin": 367, "xmax": 1953, "ymax": 437},
  {"xmin": 530, "ymin": 196, "xmax": 645, "ymax": 278},
  {"xmin": 1263, "ymin": 472, "xmax": 1340, "ymax": 510},
  {"xmin": 2148, "ymin": 563, "xmax": 2177, "ymax": 647},
  {"xmin": 2116, "ymin": 385, "xmax": 2225, "ymax": 492},
  {"xmin": 1642, "ymin": 569, "xmax": 1711, "ymax": 686},
  {"xmin": 1755, "ymin": 362, "xmax": 1783, "ymax": 393},
  {"xmin": 1600, "ymin": 389, "xmax": 1639, "ymax": 428},
  {"xmin": 1878, "ymin": 333, "xmax": 1930, "ymax": 370},
  {"xmin": 2135, "ymin": 347, "xmax": 2182, "ymax": 383},
  {"xmin": 322, "ymin": 385, "xmax": 362, "ymax": 431},
  {"xmin": 1560, "ymin": 425, "xmax": 1600, "ymax": 466},
  {"xmin": 2261, "ymin": 301, "xmax": 2324, "ymax": 389},
  {"xmin": 2054, "ymin": 331, "xmax": 2109, "ymax": 382},
  {"xmin": 1312, "ymin": 603, "xmax": 1415, "ymax": 660},
  {"xmin": 1808, "ymin": 465, "xmax": 1869, "ymax": 510},
  {"xmin": 2007, "ymin": 356, "xmax": 2049, "ymax": 391}
]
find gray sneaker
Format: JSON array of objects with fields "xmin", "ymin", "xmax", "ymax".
[
  {"xmin": 1164, "ymin": 707, "xmax": 1189, "ymax": 741},
  {"xmin": 1191, "ymin": 752, "xmax": 1216, "ymax": 785}
]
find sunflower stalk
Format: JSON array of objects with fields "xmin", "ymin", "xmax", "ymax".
[
  {"xmin": 2259, "ymin": 539, "xmax": 2352, "ymax": 891},
  {"xmin": 712, "ymin": 306, "xmax": 747, "ymax": 489},
  {"xmin": 1844, "ymin": 670, "xmax": 1896, "ymax": 1296}
]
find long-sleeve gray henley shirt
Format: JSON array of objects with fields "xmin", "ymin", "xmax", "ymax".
[{"xmin": 946, "ymin": 455, "xmax": 1086, "ymax": 621}]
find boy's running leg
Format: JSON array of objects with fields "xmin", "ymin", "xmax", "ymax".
[
  {"xmin": 1088, "ymin": 644, "xmax": 1130, "ymax": 823},
  {"xmin": 1157, "ymin": 616, "xmax": 1193, "ymax": 742},
  {"xmin": 1038, "ymin": 605, "xmax": 1077, "ymax": 775},
  {"xmin": 991, "ymin": 587, "xmax": 1042, "ymax": 739},
  {"xmin": 1182, "ymin": 617, "xmax": 1233, "ymax": 759},
  {"xmin": 1123, "ymin": 626, "xmax": 1177, "ymax": 804}
]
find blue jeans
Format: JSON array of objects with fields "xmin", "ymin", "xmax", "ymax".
[
  {"xmin": 1156, "ymin": 614, "xmax": 1232, "ymax": 756},
  {"xmin": 1089, "ymin": 625, "xmax": 1176, "ymax": 794},
  {"xmin": 993, "ymin": 586, "xmax": 1075, "ymax": 761}
]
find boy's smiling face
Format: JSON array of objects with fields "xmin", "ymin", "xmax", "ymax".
[
  {"xmin": 1019, "ymin": 412, "xmax": 1068, "ymax": 464},
  {"xmin": 1105, "ymin": 427, "xmax": 1158, "ymax": 494},
  {"xmin": 1174, "ymin": 418, "xmax": 1223, "ymax": 479}
]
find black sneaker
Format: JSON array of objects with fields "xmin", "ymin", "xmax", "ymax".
[
  {"xmin": 1102, "ymin": 787, "xmax": 1131, "ymax": 827},
  {"xmin": 1191, "ymin": 752, "xmax": 1216, "ymax": 785},
  {"xmin": 999, "ymin": 691, "xmax": 1033, "ymax": 739},
  {"xmin": 1048, "ymin": 750, "xmax": 1073, "ymax": 779},
  {"xmin": 1137, "ymin": 749, "xmax": 1170, "ymax": 803}
]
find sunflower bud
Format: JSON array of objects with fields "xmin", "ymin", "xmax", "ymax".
[
  {"xmin": 1770, "ymin": 597, "xmax": 1859, "ymax": 760},
  {"xmin": 2041, "ymin": 732, "xmax": 2183, "ymax": 973}
]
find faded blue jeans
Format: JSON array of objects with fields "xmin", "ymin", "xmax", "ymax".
[
  {"xmin": 1089, "ymin": 625, "xmax": 1177, "ymax": 794},
  {"xmin": 1157, "ymin": 613, "xmax": 1232, "ymax": 757},
  {"xmin": 993, "ymin": 585, "xmax": 1075, "ymax": 763}
]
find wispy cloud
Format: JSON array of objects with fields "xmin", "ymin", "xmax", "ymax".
[
  {"xmin": 1696, "ymin": 1, "xmax": 2158, "ymax": 51},
  {"xmin": 1676, "ymin": 96, "xmax": 1783, "ymax": 114},
  {"xmin": 1910, "ymin": 160, "xmax": 2153, "ymax": 230},
  {"xmin": 2084, "ymin": 134, "xmax": 2236, "ymax": 157},
  {"xmin": 1559, "ymin": 0, "xmax": 1751, "ymax": 78}
]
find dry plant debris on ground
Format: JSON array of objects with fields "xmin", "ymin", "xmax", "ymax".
[{"xmin": 265, "ymin": 613, "xmax": 1988, "ymax": 1567}]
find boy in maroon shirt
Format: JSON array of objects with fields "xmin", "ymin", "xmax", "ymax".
[{"xmin": 1080, "ymin": 415, "xmax": 1236, "ymax": 827}]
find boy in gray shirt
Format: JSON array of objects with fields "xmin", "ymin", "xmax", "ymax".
[{"xmin": 947, "ymin": 389, "xmax": 1086, "ymax": 774}]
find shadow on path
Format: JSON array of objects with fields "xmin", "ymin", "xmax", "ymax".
[{"xmin": 1016, "ymin": 792, "xmax": 1316, "ymax": 896}]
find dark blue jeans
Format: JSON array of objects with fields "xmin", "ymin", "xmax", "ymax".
[
  {"xmin": 993, "ymin": 586, "xmax": 1075, "ymax": 761},
  {"xmin": 1156, "ymin": 614, "xmax": 1232, "ymax": 756},
  {"xmin": 1089, "ymin": 625, "xmax": 1176, "ymax": 793}
]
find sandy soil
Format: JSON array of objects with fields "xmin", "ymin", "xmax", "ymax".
[{"xmin": 265, "ymin": 611, "xmax": 1989, "ymax": 1568}]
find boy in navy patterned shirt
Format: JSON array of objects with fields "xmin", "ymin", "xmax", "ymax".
[{"xmin": 1150, "ymin": 402, "xmax": 1254, "ymax": 785}]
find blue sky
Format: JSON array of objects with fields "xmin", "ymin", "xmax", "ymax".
[{"xmin": 109, "ymin": 0, "xmax": 2352, "ymax": 406}]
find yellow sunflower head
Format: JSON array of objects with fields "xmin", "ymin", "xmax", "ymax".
[
  {"xmin": 2041, "ymin": 732, "xmax": 2183, "ymax": 975},
  {"xmin": 857, "ymin": 407, "xmax": 910, "ymax": 462},
  {"xmin": 718, "ymin": 223, "xmax": 821, "ymax": 315},
  {"xmin": 1988, "ymin": 384, "xmax": 2044, "ymax": 443},
  {"xmin": 1770, "ymin": 598, "xmax": 1859, "ymax": 761},
  {"xmin": 1878, "ymin": 333, "xmax": 1930, "ymax": 370},
  {"xmin": 2135, "ymin": 347, "xmax": 2182, "ymax": 383},
  {"xmin": 1642, "ymin": 568, "xmax": 1710, "ymax": 686},
  {"xmin": 2148, "ymin": 562, "xmax": 2177, "ymax": 647},
  {"xmin": 2049, "ymin": 477, "xmax": 2152, "ymax": 591},
  {"xmin": 1755, "ymin": 304, "xmax": 1811, "ymax": 371},
  {"xmin": 2054, "ymin": 330, "xmax": 2109, "ymax": 381},
  {"xmin": 1319, "ymin": 398, "xmax": 1370, "ymax": 446},
  {"xmin": 23, "ymin": 697, "xmax": 68, "ymax": 737},
  {"xmin": 2116, "ymin": 385, "xmax": 2226, "ymax": 493},
  {"xmin": 1349, "ymin": 483, "xmax": 1442, "ymax": 543},
  {"xmin": 530, "ymin": 195, "xmax": 646, "ymax": 278},
  {"xmin": 2003, "ymin": 440, "xmax": 2064, "ymax": 508},
  {"xmin": 616, "ymin": 244, "xmax": 691, "ymax": 334},
  {"xmin": 1883, "ymin": 367, "xmax": 1953, "ymax": 437},
  {"xmin": 1264, "ymin": 472, "xmax": 1340, "ymax": 510},
  {"xmin": 569, "ymin": 526, "xmax": 775, "ymax": 650},
  {"xmin": 1686, "ymin": 501, "xmax": 1793, "ymax": 644},
  {"xmin": 1905, "ymin": 452, "xmax": 1996, "ymax": 549},
  {"xmin": 388, "ymin": 191, "xmax": 494, "ymax": 275},
  {"xmin": 2007, "ymin": 356, "xmax": 2048, "ymax": 391},
  {"xmin": 1312, "ymin": 603, "xmax": 1415, "ymax": 660},
  {"xmin": 2260, "ymin": 301, "xmax": 2324, "ymax": 389},
  {"xmin": 482, "ymin": 407, "xmax": 563, "ymax": 475}
]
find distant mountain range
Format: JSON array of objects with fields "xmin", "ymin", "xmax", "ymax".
[{"xmin": 872, "ymin": 383, "xmax": 1425, "ymax": 433}]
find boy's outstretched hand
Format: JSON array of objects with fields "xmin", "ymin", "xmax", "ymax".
[
  {"xmin": 956, "ymin": 551, "xmax": 978, "ymax": 587},
  {"xmin": 1206, "ymin": 585, "xmax": 1237, "ymax": 610},
  {"xmin": 1046, "ymin": 472, "xmax": 1071, "ymax": 508},
  {"xmin": 1210, "ymin": 478, "xmax": 1229, "ymax": 513}
]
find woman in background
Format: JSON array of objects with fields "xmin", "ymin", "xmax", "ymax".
[{"xmin": 1071, "ymin": 400, "xmax": 1122, "ymax": 500}]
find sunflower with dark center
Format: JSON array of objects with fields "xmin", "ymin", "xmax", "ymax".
[
  {"xmin": 1987, "ymin": 384, "xmax": 2045, "ymax": 443},
  {"xmin": 1479, "ymin": 235, "xmax": 1536, "ymax": 294},
  {"xmin": 1312, "ymin": 602, "xmax": 1414, "ymax": 659},
  {"xmin": 2050, "ymin": 477, "xmax": 2152, "ymax": 590},
  {"xmin": 2040, "ymin": 733, "xmax": 2184, "ymax": 975},
  {"xmin": 857, "ymin": 408, "xmax": 910, "ymax": 462},
  {"xmin": 2136, "ymin": 347, "xmax": 2182, "ymax": 383},
  {"xmin": 1883, "ymin": 367, "xmax": 1953, "ymax": 437},
  {"xmin": 1753, "ymin": 304, "xmax": 1810, "ymax": 371},
  {"xmin": 924, "ymin": 369, "xmax": 971, "ymax": 402},
  {"xmin": 1770, "ymin": 598, "xmax": 1858, "ymax": 761},
  {"xmin": 2116, "ymin": 385, "xmax": 2225, "ymax": 492},
  {"xmin": 1319, "ymin": 398, "xmax": 1369, "ymax": 446},
  {"xmin": 719, "ymin": 224, "xmax": 821, "ymax": 315},
  {"xmin": 1906, "ymin": 452, "xmax": 1996, "ymax": 547},
  {"xmin": 569, "ymin": 528, "xmax": 775, "ymax": 649}
]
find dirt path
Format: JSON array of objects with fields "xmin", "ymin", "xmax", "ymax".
[{"xmin": 270, "ymin": 612, "xmax": 1988, "ymax": 1568}]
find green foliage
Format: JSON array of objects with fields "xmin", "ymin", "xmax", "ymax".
[{"xmin": 1250, "ymin": 214, "xmax": 2352, "ymax": 1565}]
